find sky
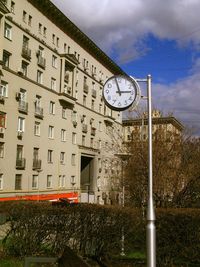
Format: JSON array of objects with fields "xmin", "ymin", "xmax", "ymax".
[{"xmin": 52, "ymin": 0, "xmax": 200, "ymax": 135}]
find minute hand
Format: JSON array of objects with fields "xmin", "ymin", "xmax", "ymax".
[{"xmin": 115, "ymin": 78, "xmax": 122, "ymax": 96}]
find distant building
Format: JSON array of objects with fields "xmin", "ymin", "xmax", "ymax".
[
  {"xmin": 123, "ymin": 110, "xmax": 184, "ymax": 142},
  {"xmin": 0, "ymin": 0, "xmax": 124, "ymax": 204}
]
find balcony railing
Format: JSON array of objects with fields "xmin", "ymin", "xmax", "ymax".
[
  {"xmin": 21, "ymin": 45, "xmax": 31, "ymax": 61},
  {"xmin": 33, "ymin": 159, "xmax": 42, "ymax": 170},
  {"xmin": 82, "ymin": 124, "xmax": 88, "ymax": 133},
  {"xmin": 35, "ymin": 105, "xmax": 44, "ymax": 119},
  {"xmin": 18, "ymin": 100, "xmax": 28, "ymax": 114},
  {"xmin": 16, "ymin": 158, "xmax": 26, "ymax": 169},
  {"xmin": 37, "ymin": 56, "xmax": 46, "ymax": 69},
  {"xmin": 83, "ymin": 84, "xmax": 89, "ymax": 94}
]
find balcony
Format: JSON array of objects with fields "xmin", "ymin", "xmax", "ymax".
[
  {"xmin": 63, "ymin": 86, "xmax": 72, "ymax": 95},
  {"xmin": 83, "ymin": 84, "xmax": 89, "ymax": 94},
  {"xmin": 35, "ymin": 105, "xmax": 44, "ymax": 119},
  {"xmin": 16, "ymin": 158, "xmax": 26, "ymax": 169},
  {"xmin": 64, "ymin": 73, "xmax": 69, "ymax": 83},
  {"xmin": 21, "ymin": 45, "xmax": 31, "ymax": 61},
  {"xmin": 33, "ymin": 159, "xmax": 42, "ymax": 170},
  {"xmin": 92, "ymin": 89, "xmax": 97, "ymax": 98},
  {"xmin": 18, "ymin": 100, "xmax": 28, "ymax": 114},
  {"xmin": 0, "ymin": 95, "xmax": 5, "ymax": 104},
  {"xmin": 91, "ymin": 127, "xmax": 96, "ymax": 136},
  {"xmin": 37, "ymin": 56, "xmax": 46, "ymax": 69},
  {"xmin": 82, "ymin": 124, "xmax": 88, "ymax": 133}
]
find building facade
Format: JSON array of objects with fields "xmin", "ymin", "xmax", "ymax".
[
  {"xmin": 123, "ymin": 110, "xmax": 184, "ymax": 142},
  {"xmin": 0, "ymin": 0, "xmax": 125, "ymax": 203}
]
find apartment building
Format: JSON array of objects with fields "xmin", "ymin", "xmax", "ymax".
[
  {"xmin": 0, "ymin": 0, "xmax": 125, "ymax": 204},
  {"xmin": 123, "ymin": 110, "xmax": 184, "ymax": 142}
]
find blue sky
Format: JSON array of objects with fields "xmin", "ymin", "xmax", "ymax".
[{"xmin": 52, "ymin": 0, "xmax": 200, "ymax": 135}]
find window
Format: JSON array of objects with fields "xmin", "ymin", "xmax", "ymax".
[
  {"xmin": 18, "ymin": 117, "xmax": 25, "ymax": 132},
  {"xmin": 15, "ymin": 174, "xmax": 22, "ymax": 190},
  {"xmin": 0, "ymin": 81, "xmax": 8, "ymax": 97},
  {"xmin": 0, "ymin": 112, "xmax": 6, "ymax": 128},
  {"xmin": 64, "ymin": 43, "xmax": 67, "ymax": 52},
  {"xmin": 61, "ymin": 129, "xmax": 66, "ymax": 142},
  {"xmin": 56, "ymin": 37, "xmax": 59, "ymax": 47},
  {"xmin": 3, "ymin": 50, "xmax": 11, "ymax": 67},
  {"xmin": 32, "ymin": 175, "xmax": 38, "ymax": 189},
  {"xmin": 28, "ymin": 15, "xmax": 32, "ymax": 26},
  {"xmin": 60, "ymin": 152, "xmax": 65, "ymax": 164},
  {"xmin": 43, "ymin": 27, "xmax": 47, "ymax": 37},
  {"xmin": 34, "ymin": 121, "xmax": 40, "ymax": 136},
  {"xmin": 21, "ymin": 61, "xmax": 28, "ymax": 76},
  {"xmin": 51, "ymin": 78, "xmax": 56, "ymax": 91},
  {"xmin": 98, "ymin": 139, "xmax": 102, "ymax": 149},
  {"xmin": 83, "ymin": 95, "xmax": 86, "ymax": 106},
  {"xmin": 38, "ymin": 23, "xmax": 42, "ymax": 34},
  {"xmin": 0, "ymin": 174, "xmax": 3, "ymax": 190},
  {"xmin": 33, "ymin": 147, "xmax": 39, "ymax": 161},
  {"xmin": 47, "ymin": 175, "xmax": 52, "ymax": 188},
  {"xmin": 49, "ymin": 101, "xmax": 55, "ymax": 114},
  {"xmin": 91, "ymin": 99, "xmax": 94, "ymax": 110},
  {"xmin": 71, "ymin": 154, "xmax": 76, "ymax": 166},
  {"xmin": 52, "ymin": 55, "xmax": 57, "ymax": 68},
  {"xmin": 23, "ymin": 10, "xmax": 27, "ymax": 22},
  {"xmin": 11, "ymin": 1, "xmax": 15, "ymax": 13},
  {"xmin": 4, "ymin": 23, "xmax": 12, "ymax": 40},
  {"xmin": 37, "ymin": 70, "xmax": 43, "ymax": 84},
  {"xmin": 48, "ymin": 126, "xmax": 54, "ymax": 139},
  {"xmin": 47, "ymin": 150, "xmax": 53, "ymax": 163},
  {"xmin": 59, "ymin": 175, "xmax": 65, "ymax": 188},
  {"xmin": 62, "ymin": 107, "xmax": 67, "ymax": 119},
  {"xmin": 52, "ymin": 34, "xmax": 55, "ymax": 44},
  {"xmin": 72, "ymin": 132, "xmax": 77, "ymax": 144},
  {"xmin": 71, "ymin": 176, "xmax": 75, "ymax": 186},
  {"xmin": 90, "ymin": 138, "xmax": 94, "ymax": 148},
  {"xmin": 82, "ymin": 135, "xmax": 85, "ymax": 146},
  {"xmin": 0, "ymin": 142, "xmax": 4, "ymax": 158},
  {"xmin": 71, "ymin": 111, "xmax": 77, "ymax": 123}
]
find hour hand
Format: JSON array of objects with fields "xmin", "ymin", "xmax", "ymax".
[{"xmin": 115, "ymin": 78, "xmax": 121, "ymax": 96}]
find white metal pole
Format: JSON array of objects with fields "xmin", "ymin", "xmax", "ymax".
[{"xmin": 146, "ymin": 74, "xmax": 156, "ymax": 267}]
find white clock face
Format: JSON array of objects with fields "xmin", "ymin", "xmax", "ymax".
[{"xmin": 103, "ymin": 75, "xmax": 139, "ymax": 111}]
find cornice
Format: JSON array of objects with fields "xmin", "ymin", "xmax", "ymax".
[{"xmin": 27, "ymin": 0, "xmax": 125, "ymax": 75}]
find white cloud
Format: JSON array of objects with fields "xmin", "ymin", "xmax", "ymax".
[
  {"xmin": 51, "ymin": 0, "xmax": 200, "ymax": 61},
  {"xmin": 51, "ymin": 0, "xmax": 200, "ymax": 134}
]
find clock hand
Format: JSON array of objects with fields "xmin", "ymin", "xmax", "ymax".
[
  {"xmin": 116, "ymin": 90, "xmax": 132, "ymax": 93},
  {"xmin": 114, "ymin": 78, "xmax": 121, "ymax": 96}
]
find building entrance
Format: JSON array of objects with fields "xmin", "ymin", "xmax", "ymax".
[{"xmin": 80, "ymin": 155, "xmax": 95, "ymax": 203}]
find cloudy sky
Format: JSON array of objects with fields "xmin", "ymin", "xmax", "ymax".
[{"xmin": 51, "ymin": 0, "xmax": 200, "ymax": 135}]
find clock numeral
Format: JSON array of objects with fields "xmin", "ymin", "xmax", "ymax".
[
  {"xmin": 112, "ymin": 99, "xmax": 117, "ymax": 105},
  {"xmin": 117, "ymin": 77, "xmax": 122, "ymax": 83},
  {"xmin": 124, "ymin": 100, "xmax": 128, "ymax": 105},
  {"xmin": 118, "ymin": 102, "xmax": 121, "ymax": 106},
  {"xmin": 128, "ymin": 84, "xmax": 133, "ymax": 89},
  {"xmin": 131, "ymin": 90, "xmax": 134, "ymax": 95},
  {"xmin": 107, "ymin": 83, "xmax": 112, "ymax": 88},
  {"xmin": 105, "ymin": 89, "xmax": 109, "ymax": 94},
  {"xmin": 129, "ymin": 96, "xmax": 133, "ymax": 101},
  {"xmin": 107, "ymin": 95, "xmax": 111, "ymax": 101}
]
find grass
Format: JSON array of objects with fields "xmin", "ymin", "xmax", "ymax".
[{"xmin": 0, "ymin": 259, "xmax": 23, "ymax": 267}]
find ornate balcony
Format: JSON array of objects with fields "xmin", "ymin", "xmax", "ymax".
[
  {"xmin": 35, "ymin": 105, "xmax": 44, "ymax": 119},
  {"xmin": 37, "ymin": 56, "xmax": 46, "ymax": 69},
  {"xmin": 33, "ymin": 159, "xmax": 42, "ymax": 170},
  {"xmin": 16, "ymin": 158, "xmax": 26, "ymax": 169},
  {"xmin": 21, "ymin": 45, "xmax": 31, "ymax": 61},
  {"xmin": 18, "ymin": 100, "xmax": 28, "ymax": 114}
]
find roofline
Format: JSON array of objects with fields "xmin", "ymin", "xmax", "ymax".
[
  {"xmin": 28, "ymin": 0, "xmax": 126, "ymax": 75},
  {"xmin": 122, "ymin": 116, "xmax": 184, "ymax": 131}
]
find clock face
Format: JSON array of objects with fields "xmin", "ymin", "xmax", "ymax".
[{"xmin": 103, "ymin": 75, "xmax": 140, "ymax": 111}]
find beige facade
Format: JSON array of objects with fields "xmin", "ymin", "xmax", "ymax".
[
  {"xmin": 0, "ymin": 0, "xmax": 125, "ymax": 203},
  {"xmin": 123, "ymin": 110, "xmax": 184, "ymax": 142}
]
